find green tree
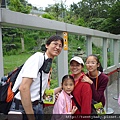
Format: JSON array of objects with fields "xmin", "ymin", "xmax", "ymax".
[
  {"xmin": 70, "ymin": 2, "xmax": 79, "ymax": 18},
  {"xmin": 45, "ymin": 2, "xmax": 67, "ymax": 21},
  {"xmin": 75, "ymin": 18, "xmax": 86, "ymax": 27},
  {"xmin": 4, "ymin": 0, "xmax": 32, "ymax": 54},
  {"xmin": 69, "ymin": 0, "xmax": 120, "ymax": 34},
  {"xmin": 42, "ymin": 13, "xmax": 55, "ymax": 20},
  {"xmin": 106, "ymin": 1, "xmax": 120, "ymax": 34},
  {"xmin": 99, "ymin": 1, "xmax": 120, "ymax": 34},
  {"xmin": 9, "ymin": 0, "xmax": 31, "ymax": 14},
  {"xmin": 45, "ymin": 3, "xmax": 60, "ymax": 20}
]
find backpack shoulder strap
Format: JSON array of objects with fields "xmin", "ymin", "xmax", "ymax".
[
  {"xmin": 39, "ymin": 53, "xmax": 45, "ymax": 103},
  {"xmin": 72, "ymin": 95, "xmax": 81, "ymax": 112},
  {"xmin": 13, "ymin": 64, "xmax": 24, "ymax": 96},
  {"xmin": 39, "ymin": 53, "xmax": 45, "ymax": 73}
]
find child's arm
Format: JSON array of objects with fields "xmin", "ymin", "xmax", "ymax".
[{"xmin": 54, "ymin": 86, "xmax": 62, "ymax": 94}]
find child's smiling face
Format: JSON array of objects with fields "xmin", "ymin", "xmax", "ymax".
[{"xmin": 62, "ymin": 79, "xmax": 75, "ymax": 95}]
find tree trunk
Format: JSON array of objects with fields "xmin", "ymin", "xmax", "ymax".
[{"xmin": 21, "ymin": 37, "xmax": 25, "ymax": 52}]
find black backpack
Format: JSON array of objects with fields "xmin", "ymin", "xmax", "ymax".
[
  {"xmin": 0, "ymin": 54, "xmax": 52, "ymax": 115},
  {"xmin": 0, "ymin": 65, "xmax": 23, "ymax": 114}
]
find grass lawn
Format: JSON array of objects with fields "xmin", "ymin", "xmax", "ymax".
[{"xmin": 3, "ymin": 53, "xmax": 32, "ymax": 75}]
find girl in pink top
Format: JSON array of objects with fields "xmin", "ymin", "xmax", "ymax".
[{"xmin": 53, "ymin": 75, "xmax": 77, "ymax": 114}]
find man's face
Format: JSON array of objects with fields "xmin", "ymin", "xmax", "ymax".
[{"xmin": 46, "ymin": 40, "xmax": 63, "ymax": 59}]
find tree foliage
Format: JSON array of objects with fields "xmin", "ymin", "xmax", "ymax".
[
  {"xmin": 43, "ymin": 0, "xmax": 120, "ymax": 34},
  {"xmin": 103, "ymin": 1, "xmax": 120, "ymax": 34},
  {"xmin": 8, "ymin": 0, "xmax": 31, "ymax": 13},
  {"xmin": 69, "ymin": 0, "xmax": 120, "ymax": 34},
  {"xmin": 42, "ymin": 13, "xmax": 55, "ymax": 20}
]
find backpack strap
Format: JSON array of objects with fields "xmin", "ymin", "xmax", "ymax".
[
  {"xmin": 39, "ymin": 69, "xmax": 43, "ymax": 103},
  {"xmin": 72, "ymin": 95, "xmax": 81, "ymax": 112},
  {"xmin": 39, "ymin": 53, "xmax": 45, "ymax": 103},
  {"xmin": 72, "ymin": 96, "xmax": 98, "ymax": 115},
  {"xmin": 14, "ymin": 89, "xmax": 19, "ymax": 96}
]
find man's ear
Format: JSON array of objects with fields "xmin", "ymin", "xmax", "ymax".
[{"xmin": 45, "ymin": 44, "xmax": 48, "ymax": 49}]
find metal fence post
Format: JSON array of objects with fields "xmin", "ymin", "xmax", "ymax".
[
  {"xmin": 105, "ymin": 86, "xmax": 114, "ymax": 114},
  {"xmin": 113, "ymin": 68, "xmax": 120, "ymax": 100},
  {"xmin": 104, "ymin": 72, "xmax": 114, "ymax": 114}
]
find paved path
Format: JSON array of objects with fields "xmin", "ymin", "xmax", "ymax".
[
  {"xmin": 101, "ymin": 78, "xmax": 120, "ymax": 120},
  {"xmin": 106, "ymin": 78, "xmax": 120, "ymax": 114}
]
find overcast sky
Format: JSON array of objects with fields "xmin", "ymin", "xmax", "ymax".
[{"xmin": 27, "ymin": 0, "xmax": 81, "ymax": 8}]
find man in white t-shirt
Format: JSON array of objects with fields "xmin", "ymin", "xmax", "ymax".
[{"xmin": 10, "ymin": 35, "xmax": 64, "ymax": 120}]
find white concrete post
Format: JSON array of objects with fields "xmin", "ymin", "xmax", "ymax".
[
  {"xmin": 103, "ymin": 38, "xmax": 107, "ymax": 70},
  {"xmin": 113, "ymin": 39, "xmax": 119, "ymax": 66},
  {"xmin": 86, "ymin": 35, "xmax": 92, "ymax": 56},
  {"xmin": 0, "ymin": 25, "xmax": 4, "ymax": 78},
  {"xmin": 56, "ymin": 32, "xmax": 68, "ymax": 86}
]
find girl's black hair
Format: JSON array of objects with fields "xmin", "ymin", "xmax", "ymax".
[
  {"xmin": 86, "ymin": 54, "xmax": 103, "ymax": 72},
  {"xmin": 61, "ymin": 75, "xmax": 75, "ymax": 85},
  {"xmin": 46, "ymin": 35, "xmax": 64, "ymax": 47}
]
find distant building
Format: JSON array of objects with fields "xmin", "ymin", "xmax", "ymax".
[{"xmin": 30, "ymin": 9, "xmax": 46, "ymax": 17}]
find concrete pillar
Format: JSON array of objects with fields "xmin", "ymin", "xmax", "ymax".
[
  {"xmin": 0, "ymin": 25, "xmax": 4, "ymax": 78},
  {"xmin": 86, "ymin": 35, "xmax": 92, "ymax": 56},
  {"xmin": 109, "ymin": 39, "xmax": 113, "ymax": 65},
  {"xmin": 113, "ymin": 39, "xmax": 119, "ymax": 66},
  {"xmin": 56, "ymin": 32, "xmax": 68, "ymax": 86},
  {"xmin": 103, "ymin": 38, "xmax": 107, "ymax": 70}
]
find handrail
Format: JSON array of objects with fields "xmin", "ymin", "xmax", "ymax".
[{"xmin": 105, "ymin": 69, "xmax": 118, "ymax": 76}]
